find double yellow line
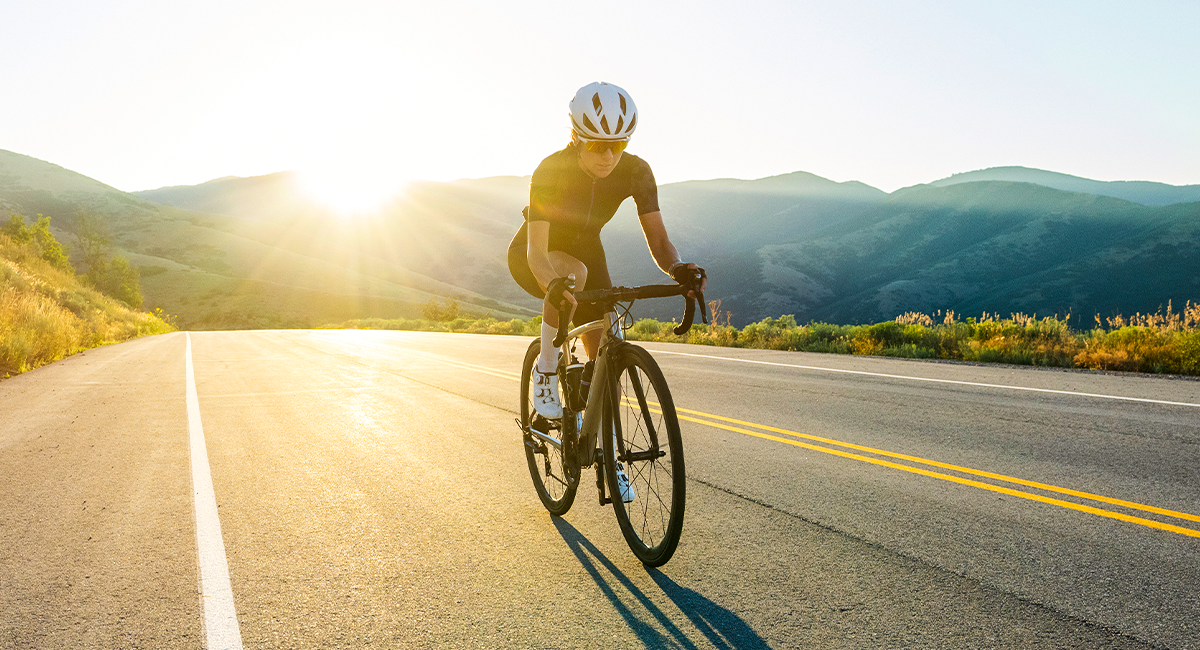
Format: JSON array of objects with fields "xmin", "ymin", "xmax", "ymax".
[
  {"xmin": 674, "ymin": 406, "xmax": 1200, "ymax": 538},
  {"xmin": 433, "ymin": 350, "xmax": 1200, "ymax": 538}
]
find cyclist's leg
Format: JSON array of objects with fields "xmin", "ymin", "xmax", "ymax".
[
  {"xmin": 543, "ymin": 250, "xmax": 588, "ymax": 328},
  {"xmin": 569, "ymin": 238, "xmax": 612, "ymax": 361},
  {"xmin": 520, "ymin": 338, "xmax": 578, "ymax": 514},
  {"xmin": 508, "ymin": 228, "xmax": 587, "ymax": 367},
  {"xmin": 508, "ymin": 222, "xmax": 590, "ymax": 314}
]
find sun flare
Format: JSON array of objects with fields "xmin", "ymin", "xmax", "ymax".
[{"xmin": 295, "ymin": 168, "xmax": 410, "ymax": 217}]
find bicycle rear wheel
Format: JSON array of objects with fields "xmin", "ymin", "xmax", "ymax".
[
  {"xmin": 603, "ymin": 344, "xmax": 685, "ymax": 566},
  {"xmin": 521, "ymin": 338, "xmax": 577, "ymax": 516}
]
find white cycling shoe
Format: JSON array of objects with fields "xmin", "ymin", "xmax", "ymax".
[
  {"xmin": 532, "ymin": 366, "xmax": 563, "ymax": 420},
  {"xmin": 615, "ymin": 461, "xmax": 636, "ymax": 503}
]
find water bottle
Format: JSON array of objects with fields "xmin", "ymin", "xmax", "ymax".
[
  {"xmin": 565, "ymin": 362, "xmax": 586, "ymax": 411},
  {"xmin": 580, "ymin": 360, "xmax": 594, "ymax": 406}
]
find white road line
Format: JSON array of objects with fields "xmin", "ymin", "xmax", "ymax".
[
  {"xmin": 186, "ymin": 333, "xmax": 244, "ymax": 650},
  {"xmin": 652, "ymin": 349, "xmax": 1200, "ymax": 408}
]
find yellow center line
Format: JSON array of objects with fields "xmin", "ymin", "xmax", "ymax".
[
  {"xmin": 672, "ymin": 405, "xmax": 1200, "ymax": 526},
  {"xmin": 677, "ymin": 413, "xmax": 1200, "ymax": 538},
  {"xmin": 466, "ymin": 355, "xmax": 1200, "ymax": 537}
]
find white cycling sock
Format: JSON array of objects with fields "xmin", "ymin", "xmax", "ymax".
[{"xmin": 539, "ymin": 321, "xmax": 559, "ymax": 374}]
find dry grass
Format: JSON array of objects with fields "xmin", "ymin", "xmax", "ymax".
[
  {"xmin": 1, "ymin": 234, "xmax": 175, "ymax": 378},
  {"xmin": 1076, "ymin": 302, "xmax": 1200, "ymax": 374},
  {"xmin": 626, "ymin": 301, "xmax": 1200, "ymax": 376},
  {"xmin": 331, "ymin": 297, "xmax": 1200, "ymax": 377}
]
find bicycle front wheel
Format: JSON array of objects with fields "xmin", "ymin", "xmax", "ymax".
[
  {"xmin": 521, "ymin": 338, "xmax": 577, "ymax": 516},
  {"xmin": 603, "ymin": 344, "xmax": 685, "ymax": 566}
]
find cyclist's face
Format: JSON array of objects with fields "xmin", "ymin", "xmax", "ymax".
[{"xmin": 576, "ymin": 143, "xmax": 623, "ymax": 179}]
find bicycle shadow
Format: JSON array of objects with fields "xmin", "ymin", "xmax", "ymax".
[{"xmin": 552, "ymin": 518, "xmax": 771, "ymax": 649}]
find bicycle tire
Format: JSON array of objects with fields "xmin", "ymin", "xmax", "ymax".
[
  {"xmin": 521, "ymin": 338, "xmax": 577, "ymax": 516},
  {"xmin": 603, "ymin": 344, "xmax": 685, "ymax": 566}
]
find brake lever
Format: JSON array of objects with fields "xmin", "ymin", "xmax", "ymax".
[
  {"xmin": 553, "ymin": 306, "xmax": 571, "ymax": 347},
  {"xmin": 673, "ymin": 297, "xmax": 695, "ymax": 336},
  {"xmin": 550, "ymin": 276, "xmax": 575, "ymax": 348},
  {"xmin": 671, "ymin": 268, "xmax": 707, "ymax": 335}
]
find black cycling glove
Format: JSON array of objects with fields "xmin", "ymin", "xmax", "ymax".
[
  {"xmin": 545, "ymin": 276, "xmax": 575, "ymax": 309},
  {"xmin": 670, "ymin": 263, "xmax": 706, "ymax": 288}
]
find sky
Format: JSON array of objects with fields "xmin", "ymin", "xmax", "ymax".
[{"xmin": 2, "ymin": 0, "xmax": 1198, "ymax": 211}]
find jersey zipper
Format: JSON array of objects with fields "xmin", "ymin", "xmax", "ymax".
[{"xmin": 576, "ymin": 178, "xmax": 597, "ymax": 247}]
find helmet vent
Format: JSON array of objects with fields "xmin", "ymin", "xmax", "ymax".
[{"xmin": 570, "ymin": 82, "xmax": 638, "ymax": 141}]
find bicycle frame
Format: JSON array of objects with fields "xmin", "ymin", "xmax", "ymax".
[
  {"xmin": 520, "ymin": 311, "xmax": 625, "ymax": 501},
  {"xmin": 568, "ymin": 311, "xmax": 624, "ymax": 468},
  {"xmin": 521, "ymin": 280, "xmax": 696, "ymax": 565}
]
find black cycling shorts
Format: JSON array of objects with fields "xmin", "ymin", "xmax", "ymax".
[{"xmin": 508, "ymin": 221, "xmax": 612, "ymax": 327}]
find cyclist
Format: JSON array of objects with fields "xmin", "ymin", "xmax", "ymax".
[{"xmin": 508, "ymin": 81, "xmax": 706, "ymax": 419}]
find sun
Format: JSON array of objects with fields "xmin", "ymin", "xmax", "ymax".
[{"xmin": 295, "ymin": 167, "xmax": 410, "ymax": 217}]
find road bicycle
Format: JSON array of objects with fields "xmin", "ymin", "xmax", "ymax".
[{"xmin": 516, "ymin": 271, "xmax": 706, "ymax": 566}]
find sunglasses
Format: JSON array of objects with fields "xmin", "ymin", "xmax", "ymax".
[{"xmin": 580, "ymin": 139, "xmax": 630, "ymax": 155}]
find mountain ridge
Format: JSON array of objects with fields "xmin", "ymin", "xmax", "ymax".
[
  {"xmin": 926, "ymin": 165, "xmax": 1200, "ymax": 206},
  {"xmin": 5, "ymin": 147, "xmax": 1198, "ymax": 328}
]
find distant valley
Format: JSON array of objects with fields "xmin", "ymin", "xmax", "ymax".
[{"xmin": 3, "ymin": 148, "xmax": 1198, "ymax": 328}]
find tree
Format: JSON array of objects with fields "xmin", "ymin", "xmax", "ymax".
[
  {"xmin": 3, "ymin": 213, "xmax": 32, "ymax": 244},
  {"xmin": 73, "ymin": 210, "xmax": 143, "ymax": 308},
  {"xmin": 30, "ymin": 215, "xmax": 71, "ymax": 272},
  {"xmin": 101, "ymin": 254, "xmax": 143, "ymax": 309},
  {"xmin": 421, "ymin": 297, "xmax": 461, "ymax": 321},
  {"xmin": 3, "ymin": 212, "xmax": 72, "ymax": 272},
  {"xmin": 74, "ymin": 210, "xmax": 111, "ymax": 278}
]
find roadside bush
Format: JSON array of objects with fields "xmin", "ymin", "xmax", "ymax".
[
  {"xmin": 328, "ymin": 299, "xmax": 1200, "ymax": 377},
  {"xmin": 632, "ymin": 318, "xmax": 663, "ymax": 338},
  {"xmin": 421, "ymin": 297, "xmax": 461, "ymax": 321},
  {"xmin": 1076, "ymin": 326, "xmax": 1180, "ymax": 374},
  {"xmin": 2, "ymin": 231, "xmax": 174, "ymax": 378}
]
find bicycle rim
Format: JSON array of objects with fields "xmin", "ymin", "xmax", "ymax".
[
  {"xmin": 521, "ymin": 338, "xmax": 577, "ymax": 516},
  {"xmin": 605, "ymin": 344, "xmax": 685, "ymax": 566}
]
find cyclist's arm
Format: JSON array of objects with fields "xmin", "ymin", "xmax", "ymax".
[
  {"xmin": 526, "ymin": 220, "xmax": 561, "ymax": 292},
  {"xmin": 638, "ymin": 211, "xmax": 683, "ymax": 275},
  {"xmin": 639, "ymin": 211, "xmax": 707, "ymax": 295}
]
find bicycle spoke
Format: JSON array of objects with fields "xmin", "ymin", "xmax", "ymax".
[
  {"xmin": 626, "ymin": 368, "xmax": 660, "ymax": 450},
  {"xmin": 522, "ymin": 339, "xmax": 577, "ymax": 515},
  {"xmin": 607, "ymin": 344, "xmax": 685, "ymax": 565}
]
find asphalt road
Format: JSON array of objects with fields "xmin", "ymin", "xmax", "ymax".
[{"xmin": 2, "ymin": 329, "xmax": 1198, "ymax": 649}]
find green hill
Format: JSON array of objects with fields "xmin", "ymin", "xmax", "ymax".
[
  {"xmin": 1, "ymin": 149, "xmax": 532, "ymax": 329},
  {"xmin": 721, "ymin": 181, "xmax": 1200, "ymax": 324},
  {"xmin": 135, "ymin": 172, "xmax": 540, "ymax": 317},
  {"xmin": 129, "ymin": 162, "xmax": 1200, "ymax": 328},
  {"xmin": 8, "ymin": 148, "xmax": 1197, "ymax": 330}
]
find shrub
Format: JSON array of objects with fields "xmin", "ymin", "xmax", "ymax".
[
  {"xmin": 632, "ymin": 318, "xmax": 663, "ymax": 337},
  {"xmin": 2, "ymin": 231, "xmax": 174, "ymax": 378},
  {"xmin": 421, "ymin": 297, "xmax": 461, "ymax": 321},
  {"xmin": 328, "ymin": 300, "xmax": 1200, "ymax": 377}
]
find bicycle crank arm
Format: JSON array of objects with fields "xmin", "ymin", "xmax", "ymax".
[
  {"xmin": 596, "ymin": 465, "xmax": 611, "ymax": 507},
  {"xmin": 517, "ymin": 418, "xmax": 563, "ymax": 451},
  {"xmin": 620, "ymin": 449, "xmax": 666, "ymax": 463}
]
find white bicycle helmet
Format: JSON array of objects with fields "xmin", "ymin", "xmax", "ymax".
[{"xmin": 569, "ymin": 82, "xmax": 638, "ymax": 141}]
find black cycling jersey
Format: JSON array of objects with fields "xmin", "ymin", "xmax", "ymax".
[
  {"xmin": 526, "ymin": 143, "xmax": 660, "ymax": 249},
  {"xmin": 508, "ymin": 143, "xmax": 660, "ymax": 325}
]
